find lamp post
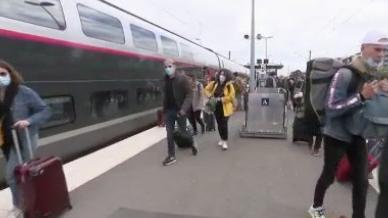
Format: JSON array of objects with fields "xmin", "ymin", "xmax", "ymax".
[
  {"xmin": 257, "ymin": 34, "xmax": 273, "ymax": 60},
  {"xmin": 249, "ymin": 0, "xmax": 255, "ymax": 92}
]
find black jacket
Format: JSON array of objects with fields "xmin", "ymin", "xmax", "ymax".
[{"xmin": 163, "ymin": 73, "xmax": 193, "ymax": 113}]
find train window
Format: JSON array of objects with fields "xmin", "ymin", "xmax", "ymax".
[
  {"xmin": 77, "ymin": 4, "xmax": 125, "ymax": 44},
  {"xmin": 136, "ymin": 81, "xmax": 162, "ymax": 105},
  {"xmin": 0, "ymin": 0, "xmax": 66, "ymax": 30},
  {"xmin": 90, "ymin": 90, "xmax": 129, "ymax": 119},
  {"xmin": 130, "ymin": 24, "xmax": 158, "ymax": 52},
  {"xmin": 161, "ymin": 36, "xmax": 179, "ymax": 57},
  {"xmin": 42, "ymin": 96, "xmax": 75, "ymax": 128},
  {"xmin": 180, "ymin": 43, "xmax": 194, "ymax": 59}
]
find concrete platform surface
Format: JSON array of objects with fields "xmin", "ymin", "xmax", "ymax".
[{"xmin": 61, "ymin": 112, "xmax": 378, "ymax": 218}]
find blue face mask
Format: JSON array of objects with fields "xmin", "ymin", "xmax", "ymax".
[{"xmin": 0, "ymin": 74, "xmax": 11, "ymax": 87}]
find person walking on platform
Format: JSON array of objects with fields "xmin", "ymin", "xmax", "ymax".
[
  {"xmin": 232, "ymin": 72, "xmax": 244, "ymax": 111},
  {"xmin": 205, "ymin": 69, "xmax": 235, "ymax": 150},
  {"xmin": 187, "ymin": 74, "xmax": 205, "ymax": 135},
  {"xmin": 162, "ymin": 59, "xmax": 197, "ymax": 166},
  {"xmin": 0, "ymin": 60, "xmax": 51, "ymax": 217},
  {"xmin": 203, "ymin": 74, "xmax": 216, "ymax": 131},
  {"xmin": 308, "ymin": 31, "xmax": 388, "ymax": 218}
]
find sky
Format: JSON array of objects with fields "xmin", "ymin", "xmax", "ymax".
[{"xmin": 110, "ymin": 0, "xmax": 387, "ymax": 75}]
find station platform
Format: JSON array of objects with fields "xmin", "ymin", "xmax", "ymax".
[{"xmin": 0, "ymin": 112, "xmax": 380, "ymax": 218}]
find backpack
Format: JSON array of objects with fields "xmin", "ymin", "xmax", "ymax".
[{"xmin": 304, "ymin": 58, "xmax": 361, "ymax": 126}]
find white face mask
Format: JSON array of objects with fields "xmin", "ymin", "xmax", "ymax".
[
  {"xmin": 364, "ymin": 57, "xmax": 383, "ymax": 70},
  {"xmin": 164, "ymin": 65, "xmax": 176, "ymax": 76},
  {"xmin": 0, "ymin": 73, "xmax": 11, "ymax": 87},
  {"xmin": 219, "ymin": 75, "xmax": 226, "ymax": 83}
]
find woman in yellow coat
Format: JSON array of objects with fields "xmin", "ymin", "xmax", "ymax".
[{"xmin": 205, "ymin": 69, "xmax": 235, "ymax": 150}]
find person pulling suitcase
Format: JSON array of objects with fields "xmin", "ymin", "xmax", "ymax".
[
  {"xmin": 0, "ymin": 60, "xmax": 52, "ymax": 217},
  {"xmin": 12, "ymin": 128, "xmax": 71, "ymax": 218}
]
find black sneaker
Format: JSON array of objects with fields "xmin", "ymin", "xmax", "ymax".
[
  {"xmin": 163, "ymin": 156, "xmax": 176, "ymax": 166},
  {"xmin": 192, "ymin": 143, "xmax": 198, "ymax": 156}
]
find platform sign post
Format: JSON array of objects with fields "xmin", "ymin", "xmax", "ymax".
[{"xmin": 249, "ymin": 0, "xmax": 256, "ymax": 92}]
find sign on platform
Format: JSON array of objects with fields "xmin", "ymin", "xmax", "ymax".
[{"xmin": 261, "ymin": 98, "xmax": 269, "ymax": 106}]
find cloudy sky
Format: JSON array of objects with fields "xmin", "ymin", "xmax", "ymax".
[{"xmin": 110, "ymin": 0, "xmax": 386, "ymax": 75}]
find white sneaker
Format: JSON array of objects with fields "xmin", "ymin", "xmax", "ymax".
[
  {"xmin": 222, "ymin": 141, "xmax": 228, "ymax": 150},
  {"xmin": 308, "ymin": 205, "xmax": 326, "ymax": 218},
  {"xmin": 218, "ymin": 140, "xmax": 224, "ymax": 146}
]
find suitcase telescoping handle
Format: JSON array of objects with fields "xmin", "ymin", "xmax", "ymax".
[{"xmin": 11, "ymin": 127, "xmax": 34, "ymax": 165}]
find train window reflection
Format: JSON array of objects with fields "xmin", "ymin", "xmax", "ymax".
[
  {"xmin": 136, "ymin": 81, "xmax": 162, "ymax": 104},
  {"xmin": 130, "ymin": 24, "xmax": 158, "ymax": 52},
  {"xmin": 90, "ymin": 90, "xmax": 129, "ymax": 118},
  {"xmin": 0, "ymin": 0, "xmax": 66, "ymax": 30},
  {"xmin": 161, "ymin": 36, "xmax": 179, "ymax": 57},
  {"xmin": 77, "ymin": 4, "xmax": 125, "ymax": 44},
  {"xmin": 42, "ymin": 96, "xmax": 75, "ymax": 128},
  {"xmin": 180, "ymin": 43, "xmax": 194, "ymax": 60}
]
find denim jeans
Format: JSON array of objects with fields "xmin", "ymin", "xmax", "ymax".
[{"xmin": 5, "ymin": 132, "xmax": 38, "ymax": 207}]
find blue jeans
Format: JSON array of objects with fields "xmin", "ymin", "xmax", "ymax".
[
  {"xmin": 5, "ymin": 131, "xmax": 38, "ymax": 208},
  {"xmin": 164, "ymin": 109, "xmax": 188, "ymax": 157}
]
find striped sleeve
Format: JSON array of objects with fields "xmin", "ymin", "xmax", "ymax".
[{"xmin": 326, "ymin": 69, "xmax": 363, "ymax": 117}]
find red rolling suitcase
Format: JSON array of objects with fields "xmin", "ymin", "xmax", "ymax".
[
  {"xmin": 13, "ymin": 128, "xmax": 71, "ymax": 218},
  {"xmin": 336, "ymin": 139, "xmax": 383, "ymax": 182}
]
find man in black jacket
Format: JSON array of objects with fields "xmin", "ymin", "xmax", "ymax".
[{"xmin": 162, "ymin": 58, "xmax": 197, "ymax": 166}]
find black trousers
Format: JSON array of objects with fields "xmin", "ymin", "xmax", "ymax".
[
  {"xmin": 214, "ymin": 102, "xmax": 229, "ymax": 140},
  {"xmin": 188, "ymin": 108, "xmax": 204, "ymax": 133},
  {"xmin": 376, "ymin": 134, "xmax": 388, "ymax": 218},
  {"xmin": 313, "ymin": 135, "xmax": 368, "ymax": 218},
  {"xmin": 310, "ymin": 134, "xmax": 323, "ymax": 151}
]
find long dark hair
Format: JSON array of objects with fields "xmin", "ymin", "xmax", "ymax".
[
  {"xmin": 216, "ymin": 68, "xmax": 232, "ymax": 85},
  {"xmin": 0, "ymin": 60, "xmax": 23, "ymax": 160},
  {"xmin": 0, "ymin": 59, "xmax": 23, "ymax": 85}
]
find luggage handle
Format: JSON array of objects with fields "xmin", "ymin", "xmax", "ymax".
[{"xmin": 11, "ymin": 127, "xmax": 34, "ymax": 165}]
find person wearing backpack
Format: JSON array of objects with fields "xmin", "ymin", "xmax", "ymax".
[
  {"xmin": 187, "ymin": 73, "xmax": 205, "ymax": 135},
  {"xmin": 205, "ymin": 69, "xmax": 235, "ymax": 150},
  {"xmin": 203, "ymin": 73, "xmax": 216, "ymax": 131},
  {"xmin": 308, "ymin": 31, "xmax": 388, "ymax": 218}
]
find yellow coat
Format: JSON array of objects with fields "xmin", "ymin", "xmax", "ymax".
[{"xmin": 204, "ymin": 81, "xmax": 235, "ymax": 117}]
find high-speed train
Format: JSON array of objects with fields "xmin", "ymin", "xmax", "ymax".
[{"xmin": 0, "ymin": 0, "xmax": 249, "ymax": 183}]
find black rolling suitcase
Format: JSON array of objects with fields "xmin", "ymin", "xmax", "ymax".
[
  {"xmin": 292, "ymin": 117, "xmax": 313, "ymax": 144},
  {"xmin": 173, "ymin": 126, "xmax": 194, "ymax": 149}
]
